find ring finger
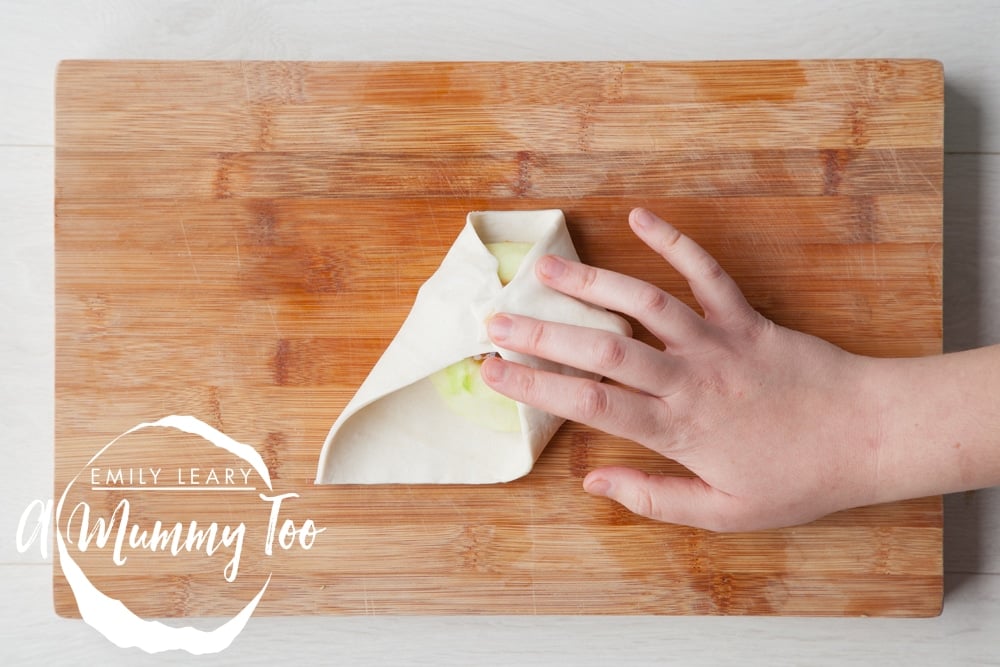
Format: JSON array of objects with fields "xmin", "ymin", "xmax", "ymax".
[
  {"xmin": 487, "ymin": 313, "xmax": 685, "ymax": 397},
  {"xmin": 480, "ymin": 356, "xmax": 672, "ymax": 446}
]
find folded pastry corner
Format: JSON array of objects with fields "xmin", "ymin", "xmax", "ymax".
[{"xmin": 315, "ymin": 209, "xmax": 629, "ymax": 485}]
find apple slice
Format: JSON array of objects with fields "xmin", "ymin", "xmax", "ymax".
[
  {"xmin": 429, "ymin": 356, "xmax": 520, "ymax": 432},
  {"xmin": 427, "ymin": 240, "xmax": 534, "ymax": 431},
  {"xmin": 485, "ymin": 241, "xmax": 534, "ymax": 286}
]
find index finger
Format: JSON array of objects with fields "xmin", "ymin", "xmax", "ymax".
[{"xmin": 535, "ymin": 255, "xmax": 708, "ymax": 349}]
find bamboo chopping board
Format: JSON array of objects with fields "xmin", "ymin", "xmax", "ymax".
[{"xmin": 55, "ymin": 60, "xmax": 943, "ymax": 618}]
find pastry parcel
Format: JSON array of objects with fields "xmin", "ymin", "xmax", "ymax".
[{"xmin": 315, "ymin": 210, "xmax": 628, "ymax": 484}]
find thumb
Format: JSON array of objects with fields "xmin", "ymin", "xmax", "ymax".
[{"xmin": 583, "ymin": 467, "xmax": 737, "ymax": 532}]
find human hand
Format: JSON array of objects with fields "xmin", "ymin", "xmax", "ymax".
[{"xmin": 481, "ymin": 208, "xmax": 882, "ymax": 532}]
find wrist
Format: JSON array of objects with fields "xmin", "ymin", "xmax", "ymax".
[
  {"xmin": 843, "ymin": 354, "xmax": 895, "ymax": 509},
  {"xmin": 861, "ymin": 347, "xmax": 1000, "ymax": 504}
]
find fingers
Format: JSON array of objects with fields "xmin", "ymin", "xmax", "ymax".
[
  {"xmin": 534, "ymin": 255, "xmax": 708, "ymax": 348},
  {"xmin": 583, "ymin": 467, "xmax": 742, "ymax": 532},
  {"xmin": 627, "ymin": 208, "xmax": 753, "ymax": 325},
  {"xmin": 487, "ymin": 313, "xmax": 684, "ymax": 396},
  {"xmin": 480, "ymin": 356, "xmax": 670, "ymax": 445},
  {"xmin": 534, "ymin": 208, "xmax": 757, "ymax": 340}
]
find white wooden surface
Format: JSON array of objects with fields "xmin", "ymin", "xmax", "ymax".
[{"xmin": 2, "ymin": 0, "xmax": 999, "ymax": 663}]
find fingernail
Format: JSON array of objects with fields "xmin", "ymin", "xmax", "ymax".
[
  {"xmin": 584, "ymin": 476, "xmax": 612, "ymax": 496},
  {"xmin": 486, "ymin": 314, "xmax": 512, "ymax": 342},
  {"xmin": 480, "ymin": 356, "xmax": 507, "ymax": 383},
  {"xmin": 536, "ymin": 255, "xmax": 566, "ymax": 280},
  {"xmin": 630, "ymin": 207, "xmax": 656, "ymax": 229}
]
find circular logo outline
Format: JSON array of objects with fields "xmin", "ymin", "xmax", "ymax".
[{"xmin": 55, "ymin": 415, "xmax": 273, "ymax": 655}]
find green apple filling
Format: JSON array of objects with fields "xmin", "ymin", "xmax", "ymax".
[
  {"xmin": 428, "ymin": 241, "xmax": 533, "ymax": 432},
  {"xmin": 429, "ymin": 356, "xmax": 520, "ymax": 432},
  {"xmin": 484, "ymin": 241, "xmax": 533, "ymax": 286}
]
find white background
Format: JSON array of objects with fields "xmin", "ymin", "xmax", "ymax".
[{"xmin": 2, "ymin": 0, "xmax": 999, "ymax": 664}]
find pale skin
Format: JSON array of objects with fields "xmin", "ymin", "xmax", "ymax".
[{"xmin": 480, "ymin": 207, "xmax": 1000, "ymax": 532}]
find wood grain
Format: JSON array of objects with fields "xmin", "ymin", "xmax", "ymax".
[{"xmin": 54, "ymin": 60, "xmax": 943, "ymax": 617}]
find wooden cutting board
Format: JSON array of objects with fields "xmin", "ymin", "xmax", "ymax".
[{"xmin": 54, "ymin": 60, "xmax": 943, "ymax": 618}]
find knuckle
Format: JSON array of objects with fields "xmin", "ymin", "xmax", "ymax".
[
  {"xmin": 526, "ymin": 319, "xmax": 550, "ymax": 353},
  {"xmin": 651, "ymin": 397, "xmax": 675, "ymax": 436},
  {"xmin": 738, "ymin": 311, "xmax": 771, "ymax": 341},
  {"xmin": 594, "ymin": 336, "xmax": 628, "ymax": 372},
  {"xmin": 576, "ymin": 264, "xmax": 599, "ymax": 292},
  {"xmin": 630, "ymin": 485, "xmax": 657, "ymax": 519},
  {"xmin": 637, "ymin": 284, "xmax": 672, "ymax": 316},
  {"xmin": 699, "ymin": 256, "xmax": 727, "ymax": 283},
  {"xmin": 626, "ymin": 479, "xmax": 671, "ymax": 523},
  {"xmin": 575, "ymin": 382, "xmax": 610, "ymax": 421},
  {"xmin": 513, "ymin": 364, "xmax": 538, "ymax": 401},
  {"xmin": 660, "ymin": 225, "xmax": 684, "ymax": 252}
]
